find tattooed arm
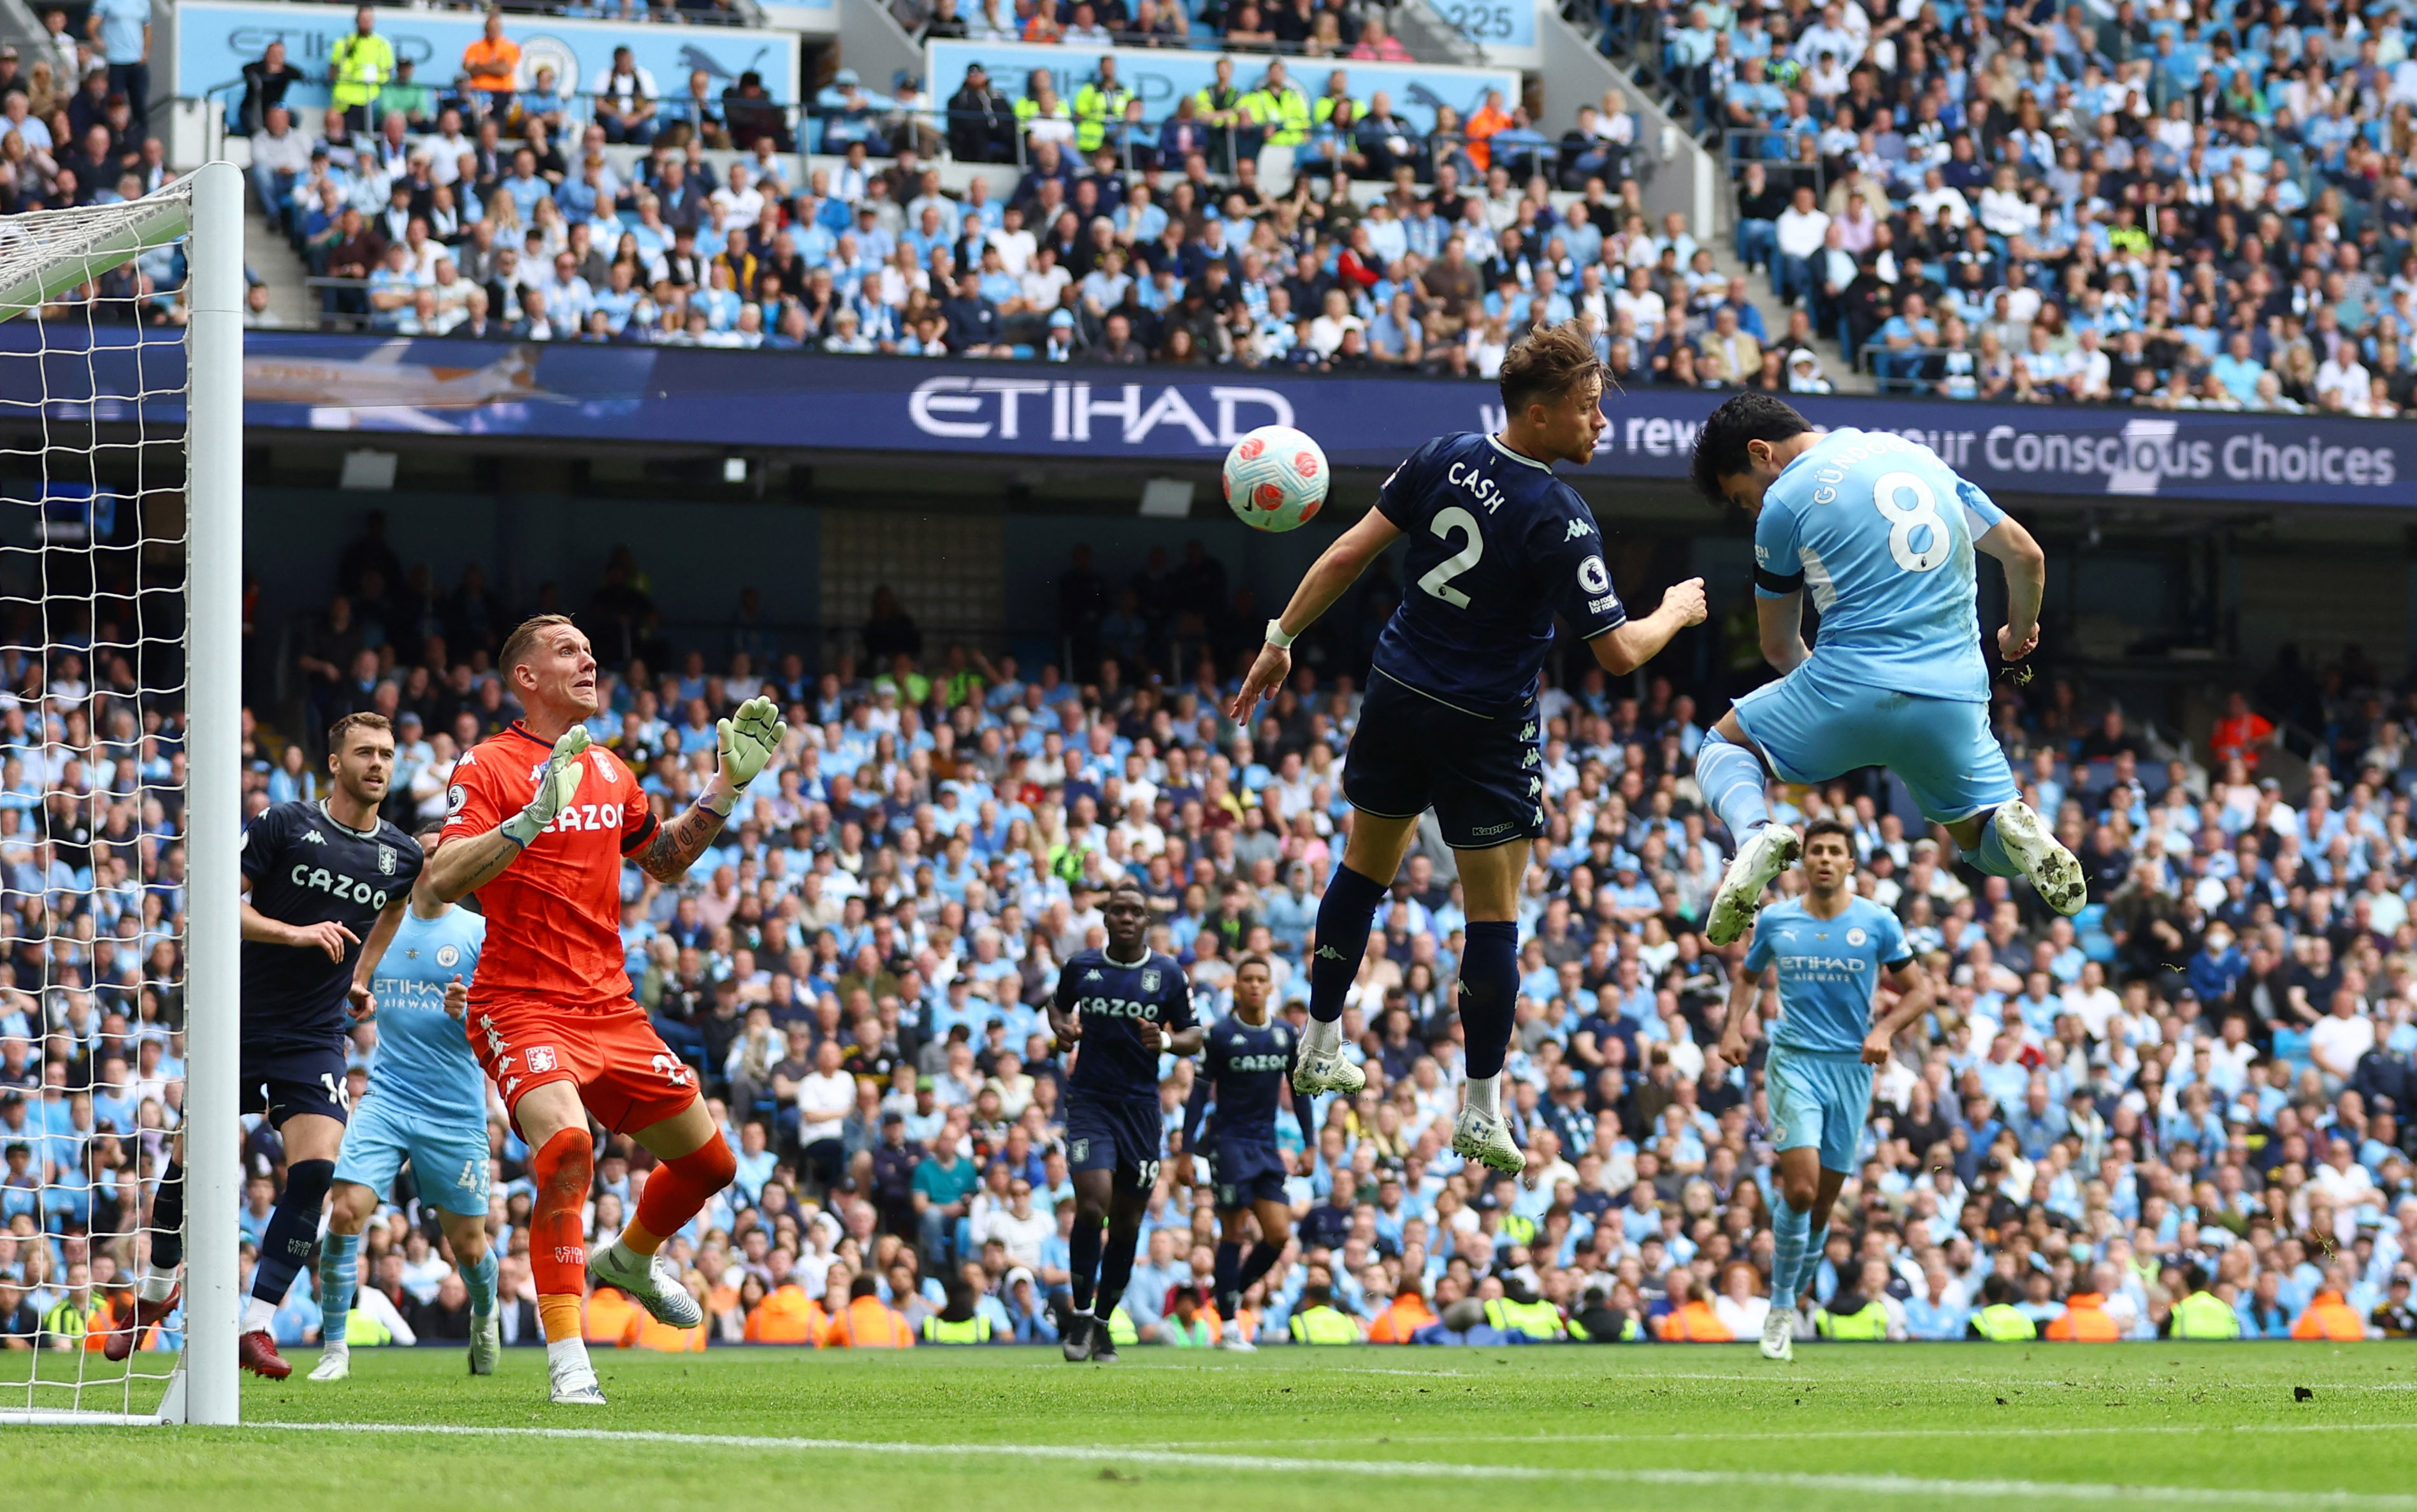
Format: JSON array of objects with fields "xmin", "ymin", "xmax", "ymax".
[{"xmin": 631, "ymin": 797, "xmax": 732, "ymax": 884}]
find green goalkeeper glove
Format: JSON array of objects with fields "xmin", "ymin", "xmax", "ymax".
[
  {"xmin": 712, "ymin": 696, "xmax": 786, "ymax": 807},
  {"xmin": 500, "ymin": 727, "xmax": 589, "ymax": 846}
]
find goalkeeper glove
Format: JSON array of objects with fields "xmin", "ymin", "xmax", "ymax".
[
  {"xmin": 500, "ymin": 727, "xmax": 589, "ymax": 846},
  {"xmin": 709, "ymin": 696, "xmax": 786, "ymax": 814}
]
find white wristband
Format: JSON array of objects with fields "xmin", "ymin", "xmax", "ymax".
[{"xmin": 1264, "ymin": 617, "xmax": 1295, "ymax": 650}]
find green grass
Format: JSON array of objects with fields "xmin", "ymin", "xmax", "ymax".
[{"xmin": 7, "ymin": 1343, "xmax": 2417, "ymax": 1510}]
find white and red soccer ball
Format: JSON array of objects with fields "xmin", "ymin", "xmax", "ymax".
[{"xmin": 1222, "ymin": 424, "xmax": 1329, "ymax": 533}]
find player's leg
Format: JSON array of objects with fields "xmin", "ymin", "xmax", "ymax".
[
  {"xmin": 106, "ymin": 1127, "xmax": 185, "ymax": 1361},
  {"xmin": 1443, "ymin": 835, "xmax": 1527, "ymax": 1174},
  {"xmin": 1703, "ymin": 703, "xmax": 1807, "ymax": 947},
  {"xmin": 1308, "ymin": 680, "xmax": 1435, "ymax": 1096},
  {"xmin": 438, "ymin": 1207, "xmax": 502, "ymax": 1375},
  {"xmin": 1062, "ymin": 1165, "xmax": 1115, "ymax": 1362},
  {"xmin": 242, "ymin": 1090, "xmax": 347, "ymax": 1379},
  {"xmin": 588, "ymin": 1093, "xmax": 728, "ymax": 1328},
  {"xmin": 309, "ymin": 1177, "xmax": 380, "ymax": 1381},
  {"xmin": 512, "ymin": 1079, "xmax": 607, "ymax": 1405},
  {"xmin": 408, "ymin": 1121, "xmax": 503, "ymax": 1375},
  {"xmin": 1918, "ymin": 700, "xmax": 2086, "ymax": 914},
  {"xmin": 1229, "ymin": 1193, "xmax": 1294, "ymax": 1347},
  {"xmin": 1296, "ymin": 808, "xmax": 1420, "ymax": 1095},
  {"xmin": 1088, "ymin": 1168, "xmax": 1155, "ymax": 1364},
  {"xmin": 1213, "ymin": 1201, "xmax": 1249, "ymax": 1336}
]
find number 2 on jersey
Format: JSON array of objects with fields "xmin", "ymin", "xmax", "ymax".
[
  {"xmin": 1418, "ymin": 506, "xmax": 1483, "ymax": 607},
  {"xmin": 1873, "ymin": 471, "xmax": 1950, "ymax": 573}
]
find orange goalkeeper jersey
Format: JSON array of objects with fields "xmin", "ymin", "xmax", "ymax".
[{"xmin": 442, "ymin": 721, "xmax": 658, "ymax": 1008}]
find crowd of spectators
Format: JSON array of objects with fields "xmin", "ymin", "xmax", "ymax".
[
  {"xmin": 18, "ymin": 509, "xmax": 2417, "ymax": 1355},
  {"xmin": 1641, "ymin": 0, "xmax": 2417, "ymax": 407},
  {"xmin": 897, "ymin": 0, "xmax": 1424, "ymax": 61},
  {"xmin": 208, "ymin": 1, "xmax": 1760, "ymax": 377}
]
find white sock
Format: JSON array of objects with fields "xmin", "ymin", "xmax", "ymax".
[
  {"xmin": 1465, "ymin": 1074, "xmax": 1501, "ymax": 1119},
  {"xmin": 139, "ymin": 1270, "xmax": 178, "ymax": 1304},
  {"xmin": 321, "ymin": 1336, "xmax": 349, "ymax": 1356},
  {"xmin": 242, "ymin": 1295, "xmax": 277, "ymax": 1333},
  {"xmin": 1303, "ymin": 1016, "xmax": 1341, "ymax": 1055},
  {"xmin": 547, "ymin": 1336, "xmax": 593, "ymax": 1378}
]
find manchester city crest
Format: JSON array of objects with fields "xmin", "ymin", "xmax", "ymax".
[{"xmin": 436, "ymin": 944, "xmax": 461, "ymax": 968}]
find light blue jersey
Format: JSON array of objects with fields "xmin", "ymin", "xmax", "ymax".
[
  {"xmin": 364, "ymin": 907, "xmax": 487, "ymax": 1124},
  {"xmin": 1753, "ymin": 429, "xmax": 2008, "ymax": 703},
  {"xmin": 1743, "ymin": 895, "xmax": 1910, "ymax": 1056}
]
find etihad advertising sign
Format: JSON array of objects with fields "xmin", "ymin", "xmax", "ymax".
[{"xmin": 0, "ymin": 327, "xmax": 2404, "ymax": 507}]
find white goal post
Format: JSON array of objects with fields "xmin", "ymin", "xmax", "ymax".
[{"xmin": 0, "ymin": 162, "xmax": 241, "ymax": 1427}]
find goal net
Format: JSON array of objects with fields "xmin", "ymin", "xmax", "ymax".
[{"xmin": 0, "ymin": 165, "xmax": 243, "ymax": 1426}]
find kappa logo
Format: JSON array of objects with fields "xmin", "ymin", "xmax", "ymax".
[
  {"xmin": 1084, "ymin": 969, "xmax": 1104, "ymax": 982},
  {"xmin": 1522, "ymin": 748, "xmax": 1540, "ymax": 767},
  {"xmin": 301, "ymin": 830, "xmax": 326, "ymax": 845},
  {"xmin": 526, "ymin": 1046, "xmax": 558, "ymax": 1073},
  {"xmin": 1564, "ymin": 517, "xmax": 1595, "ymax": 540},
  {"xmin": 1519, "ymin": 722, "xmax": 1537, "ymax": 740},
  {"xmin": 1314, "ymin": 945, "xmax": 1346, "ymax": 961},
  {"xmin": 1527, "ymin": 777, "xmax": 1543, "ymax": 796}
]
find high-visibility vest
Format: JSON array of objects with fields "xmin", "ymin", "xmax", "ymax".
[
  {"xmin": 1568, "ymin": 1310, "xmax": 1642, "ymax": 1342},
  {"xmin": 1106, "ymin": 1304, "xmax": 1138, "ymax": 1344},
  {"xmin": 329, "ymin": 32, "xmax": 396, "ymax": 110},
  {"xmin": 745, "ymin": 1286, "xmax": 827, "ymax": 1344},
  {"xmin": 2290, "ymin": 1291, "xmax": 2365, "ymax": 1342},
  {"xmin": 1972, "ymin": 1303, "xmax": 2036, "ymax": 1341},
  {"xmin": 1656, "ymin": 1299, "xmax": 1734, "ymax": 1342},
  {"xmin": 1483, "ymin": 1297, "xmax": 1564, "ymax": 1341},
  {"xmin": 2045, "ymin": 1293, "xmax": 2121, "ymax": 1341},
  {"xmin": 1072, "ymin": 82, "xmax": 1133, "ymax": 152},
  {"xmin": 1367, "ymin": 1297, "xmax": 1436, "ymax": 1343},
  {"xmin": 1496, "ymin": 1211, "xmax": 1536, "ymax": 1248},
  {"xmin": 1241, "ymin": 86, "xmax": 1310, "ymax": 146},
  {"xmin": 1193, "ymin": 85, "xmax": 1245, "ymax": 123},
  {"xmin": 2172, "ymin": 1290, "xmax": 2242, "ymax": 1340},
  {"xmin": 1313, "ymin": 96, "xmax": 1360, "ymax": 126},
  {"xmin": 921, "ymin": 1313, "xmax": 993, "ymax": 1344},
  {"xmin": 826, "ymin": 1296, "xmax": 913, "ymax": 1348},
  {"xmin": 345, "ymin": 1308, "xmax": 394, "ymax": 1346},
  {"xmin": 1288, "ymin": 1304, "xmax": 1362, "ymax": 1343},
  {"xmin": 1013, "ymin": 97, "xmax": 1072, "ymax": 136},
  {"xmin": 1815, "ymin": 1300, "xmax": 1889, "ymax": 1340}
]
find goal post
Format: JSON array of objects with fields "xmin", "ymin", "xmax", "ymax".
[{"xmin": 0, "ymin": 161, "xmax": 241, "ymax": 1427}]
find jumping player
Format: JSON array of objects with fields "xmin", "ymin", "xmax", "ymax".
[
  {"xmin": 311, "ymin": 832, "xmax": 497, "ymax": 1383},
  {"xmin": 1715, "ymin": 817, "xmax": 1934, "ymax": 1362},
  {"xmin": 1688, "ymin": 393, "xmax": 2086, "ymax": 947},
  {"xmin": 1176, "ymin": 953, "xmax": 1314, "ymax": 1350},
  {"xmin": 426, "ymin": 615, "xmax": 784, "ymax": 1405},
  {"xmin": 1048, "ymin": 879, "xmax": 1203, "ymax": 1362},
  {"xmin": 1228, "ymin": 321, "xmax": 1708, "ymax": 1174}
]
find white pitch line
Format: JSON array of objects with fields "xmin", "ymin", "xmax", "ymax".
[
  {"xmin": 1148, "ymin": 1419, "xmax": 2417, "ymax": 1449},
  {"xmin": 249, "ymin": 1420, "xmax": 2417, "ymax": 1509}
]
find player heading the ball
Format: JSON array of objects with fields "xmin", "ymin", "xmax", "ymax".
[
  {"xmin": 1687, "ymin": 393, "xmax": 2088, "ymax": 948},
  {"xmin": 1227, "ymin": 321, "xmax": 1708, "ymax": 1179}
]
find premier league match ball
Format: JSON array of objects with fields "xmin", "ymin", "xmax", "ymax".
[{"xmin": 1223, "ymin": 424, "xmax": 1329, "ymax": 533}]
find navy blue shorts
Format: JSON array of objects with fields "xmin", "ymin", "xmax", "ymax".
[
  {"xmin": 240, "ymin": 1042, "xmax": 352, "ymax": 1128},
  {"xmin": 1343, "ymin": 671, "xmax": 1542, "ymax": 851},
  {"xmin": 1065, "ymin": 1090, "xmax": 1161, "ymax": 1184},
  {"xmin": 1208, "ymin": 1138, "xmax": 1288, "ymax": 1210}
]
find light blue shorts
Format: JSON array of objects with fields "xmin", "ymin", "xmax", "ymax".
[
  {"xmin": 1766, "ymin": 1045, "xmax": 1874, "ymax": 1175},
  {"xmin": 1731, "ymin": 659, "xmax": 2018, "ymax": 824},
  {"xmin": 334, "ymin": 1093, "xmax": 492, "ymax": 1218}
]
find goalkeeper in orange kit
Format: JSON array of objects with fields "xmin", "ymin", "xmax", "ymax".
[{"xmin": 424, "ymin": 614, "xmax": 786, "ymax": 1405}]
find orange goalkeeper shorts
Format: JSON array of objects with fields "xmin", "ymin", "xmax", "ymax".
[{"xmin": 468, "ymin": 997, "xmax": 698, "ymax": 1137}]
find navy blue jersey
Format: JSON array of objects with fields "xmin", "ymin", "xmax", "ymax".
[
  {"xmin": 1056, "ymin": 947, "xmax": 1196, "ymax": 1102},
  {"xmin": 239, "ymin": 801, "xmax": 423, "ymax": 1053},
  {"xmin": 1185, "ymin": 1013, "xmax": 1313, "ymax": 1150},
  {"xmin": 1372, "ymin": 432, "xmax": 1627, "ymax": 715}
]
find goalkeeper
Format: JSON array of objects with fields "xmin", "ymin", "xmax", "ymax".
[{"xmin": 425, "ymin": 614, "xmax": 786, "ymax": 1407}]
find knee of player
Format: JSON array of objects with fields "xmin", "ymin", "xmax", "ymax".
[{"xmin": 1780, "ymin": 1177, "xmax": 1820, "ymax": 1213}]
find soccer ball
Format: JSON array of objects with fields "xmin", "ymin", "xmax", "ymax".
[{"xmin": 1223, "ymin": 425, "xmax": 1329, "ymax": 533}]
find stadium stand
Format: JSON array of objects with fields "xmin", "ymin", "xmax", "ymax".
[{"xmin": 16, "ymin": 505, "xmax": 2417, "ymax": 1354}]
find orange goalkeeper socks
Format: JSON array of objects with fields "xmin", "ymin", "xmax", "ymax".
[
  {"xmin": 530, "ymin": 1128, "xmax": 594, "ymax": 1343},
  {"xmin": 628, "ymin": 1137, "xmax": 737, "ymax": 1255}
]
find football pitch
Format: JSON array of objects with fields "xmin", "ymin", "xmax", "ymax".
[{"xmin": 7, "ymin": 1344, "xmax": 2417, "ymax": 1511}]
